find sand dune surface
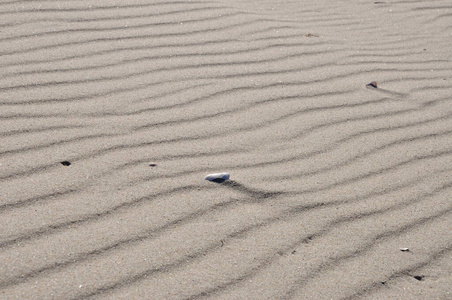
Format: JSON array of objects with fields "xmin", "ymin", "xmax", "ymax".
[{"xmin": 1, "ymin": 0, "xmax": 452, "ymax": 299}]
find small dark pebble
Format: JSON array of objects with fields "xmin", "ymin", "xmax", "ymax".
[
  {"xmin": 60, "ymin": 161, "xmax": 71, "ymax": 166},
  {"xmin": 414, "ymin": 275, "xmax": 423, "ymax": 281},
  {"xmin": 292, "ymin": 250, "xmax": 297, "ymax": 254},
  {"xmin": 148, "ymin": 163, "xmax": 157, "ymax": 167},
  {"xmin": 366, "ymin": 81, "xmax": 378, "ymax": 88},
  {"xmin": 380, "ymin": 281, "xmax": 386, "ymax": 285}
]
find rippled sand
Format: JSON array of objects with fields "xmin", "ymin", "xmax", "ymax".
[{"xmin": 1, "ymin": 1, "xmax": 452, "ymax": 299}]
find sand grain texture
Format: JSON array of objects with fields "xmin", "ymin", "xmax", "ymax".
[{"xmin": 1, "ymin": 0, "xmax": 452, "ymax": 299}]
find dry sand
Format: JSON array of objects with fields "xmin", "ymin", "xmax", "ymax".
[{"xmin": 1, "ymin": 0, "xmax": 452, "ymax": 299}]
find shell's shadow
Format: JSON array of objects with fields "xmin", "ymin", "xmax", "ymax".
[{"xmin": 216, "ymin": 180, "xmax": 283, "ymax": 200}]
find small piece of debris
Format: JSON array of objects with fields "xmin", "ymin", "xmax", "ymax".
[
  {"xmin": 303, "ymin": 236, "xmax": 314, "ymax": 243},
  {"xmin": 366, "ymin": 81, "xmax": 378, "ymax": 88},
  {"xmin": 305, "ymin": 33, "xmax": 319, "ymax": 37},
  {"xmin": 400, "ymin": 247, "xmax": 409, "ymax": 252},
  {"xmin": 205, "ymin": 173, "xmax": 230, "ymax": 183},
  {"xmin": 60, "ymin": 161, "xmax": 71, "ymax": 166},
  {"xmin": 148, "ymin": 162, "xmax": 157, "ymax": 167},
  {"xmin": 413, "ymin": 275, "xmax": 423, "ymax": 281}
]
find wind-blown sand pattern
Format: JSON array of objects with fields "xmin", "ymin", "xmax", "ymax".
[{"xmin": 1, "ymin": 0, "xmax": 452, "ymax": 299}]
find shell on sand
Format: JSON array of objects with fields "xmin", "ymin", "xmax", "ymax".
[{"xmin": 205, "ymin": 173, "xmax": 230, "ymax": 181}]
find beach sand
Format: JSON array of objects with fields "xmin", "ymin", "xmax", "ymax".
[{"xmin": 1, "ymin": 0, "xmax": 451, "ymax": 299}]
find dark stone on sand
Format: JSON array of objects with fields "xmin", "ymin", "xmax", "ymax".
[
  {"xmin": 366, "ymin": 81, "xmax": 378, "ymax": 88},
  {"xmin": 149, "ymin": 162, "xmax": 157, "ymax": 167},
  {"xmin": 60, "ymin": 161, "xmax": 71, "ymax": 166},
  {"xmin": 414, "ymin": 275, "xmax": 423, "ymax": 281}
]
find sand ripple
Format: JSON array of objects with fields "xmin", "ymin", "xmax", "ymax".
[{"xmin": 1, "ymin": 0, "xmax": 451, "ymax": 299}]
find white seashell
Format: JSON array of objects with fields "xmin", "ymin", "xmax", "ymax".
[
  {"xmin": 400, "ymin": 248, "xmax": 409, "ymax": 252},
  {"xmin": 205, "ymin": 173, "xmax": 230, "ymax": 182}
]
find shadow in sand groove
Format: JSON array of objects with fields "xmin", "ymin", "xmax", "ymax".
[{"xmin": 216, "ymin": 180, "xmax": 283, "ymax": 200}]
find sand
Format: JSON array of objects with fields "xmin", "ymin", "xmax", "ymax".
[{"xmin": 1, "ymin": 0, "xmax": 452, "ymax": 299}]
